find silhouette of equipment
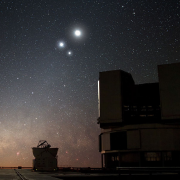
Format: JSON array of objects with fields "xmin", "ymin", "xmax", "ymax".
[{"xmin": 32, "ymin": 140, "xmax": 58, "ymax": 171}]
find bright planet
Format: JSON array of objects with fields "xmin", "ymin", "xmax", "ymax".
[
  {"xmin": 68, "ymin": 51, "xmax": 72, "ymax": 55},
  {"xmin": 74, "ymin": 30, "xmax": 81, "ymax": 36},
  {"xmin": 59, "ymin": 42, "xmax": 64, "ymax": 47}
]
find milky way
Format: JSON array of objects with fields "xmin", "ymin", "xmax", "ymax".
[{"xmin": 0, "ymin": 0, "xmax": 179, "ymax": 167}]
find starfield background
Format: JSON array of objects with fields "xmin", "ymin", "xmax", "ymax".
[{"xmin": 0, "ymin": 0, "xmax": 179, "ymax": 167}]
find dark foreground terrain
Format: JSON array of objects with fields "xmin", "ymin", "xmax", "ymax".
[{"xmin": 0, "ymin": 169, "xmax": 180, "ymax": 180}]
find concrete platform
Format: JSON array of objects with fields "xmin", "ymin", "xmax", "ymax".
[
  {"xmin": 0, "ymin": 169, "xmax": 19, "ymax": 180},
  {"xmin": 0, "ymin": 169, "xmax": 180, "ymax": 180},
  {"xmin": 0, "ymin": 169, "xmax": 58, "ymax": 180},
  {"xmin": 0, "ymin": 169, "xmax": 119, "ymax": 180}
]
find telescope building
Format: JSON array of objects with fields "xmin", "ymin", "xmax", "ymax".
[{"xmin": 98, "ymin": 62, "xmax": 180, "ymax": 168}]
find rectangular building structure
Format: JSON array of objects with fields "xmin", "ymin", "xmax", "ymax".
[
  {"xmin": 98, "ymin": 63, "xmax": 180, "ymax": 168},
  {"xmin": 158, "ymin": 63, "xmax": 180, "ymax": 120}
]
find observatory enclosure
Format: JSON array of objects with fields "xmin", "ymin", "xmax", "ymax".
[
  {"xmin": 32, "ymin": 140, "xmax": 58, "ymax": 171},
  {"xmin": 98, "ymin": 63, "xmax": 180, "ymax": 168}
]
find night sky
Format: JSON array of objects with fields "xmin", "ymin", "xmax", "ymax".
[{"xmin": 0, "ymin": 0, "xmax": 179, "ymax": 167}]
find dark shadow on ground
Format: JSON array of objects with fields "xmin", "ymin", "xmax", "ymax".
[{"xmin": 52, "ymin": 174, "xmax": 180, "ymax": 180}]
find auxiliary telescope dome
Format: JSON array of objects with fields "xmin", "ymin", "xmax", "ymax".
[
  {"xmin": 32, "ymin": 140, "xmax": 58, "ymax": 158},
  {"xmin": 32, "ymin": 140, "xmax": 58, "ymax": 171}
]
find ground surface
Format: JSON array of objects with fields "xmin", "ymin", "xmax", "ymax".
[
  {"xmin": 0, "ymin": 169, "xmax": 180, "ymax": 180},
  {"xmin": 0, "ymin": 169, "xmax": 119, "ymax": 180}
]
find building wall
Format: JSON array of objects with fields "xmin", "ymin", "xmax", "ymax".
[
  {"xmin": 158, "ymin": 63, "xmax": 180, "ymax": 120},
  {"xmin": 102, "ymin": 133, "xmax": 110, "ymax": 151},
  {"xmin": 100, "ymin": 124, "xmax": 180, "ymax": 152},
  {"xmin": 127, "ymin": 130, "xmax": 140, "ymax": 149},
  {"xmin": 98, "ymin": 63, "xmax": 180, "ymax": 168},
  {"xmin": 100, "ymin": 124, "xmax": 180, "ymax": 167},
  {"xmin": 98, "ymin": 70, "xmax": 135, "ymax": 124},
  {"xmin": 99, "ymin": 70, "xmax": 122, "ymax": 123},
  {"xmin": 141, "ymin": 128, "xmax": 180, "ymax": 151}
]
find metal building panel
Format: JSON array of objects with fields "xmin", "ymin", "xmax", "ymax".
[
  {"xmin": 158, "ymin": 63, "xmax": 180, "ymax": 119},
  {"xmin": 141, "ymin": 128, "xmax": 178, "ymax": 151},
  {"xmin": 99, "ymin": 70, "xmax": 122, "ymax": 123},
  {"xmin": 102, "ymin": 133, "xmax": 110, "ymax": 151},
  {"xmin": 127, "ymin": 130, "xmax": 140, "ymax": 149}
]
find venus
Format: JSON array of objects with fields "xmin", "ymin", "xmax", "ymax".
[{"xmin": 74, "ymin": 30, "xmax": 81, "ymax": 36}]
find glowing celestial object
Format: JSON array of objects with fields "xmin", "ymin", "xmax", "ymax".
[
  {"xmin": 59, "ymin": 42, "xmax": 64, "ymax": 47},
  {"xmin": 74, "ymin": 30, "xmax": 81, "ymax": 36},
  {"xmin": 67, "ymin": 51, "xmax": 72, "ymax": 56}
]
